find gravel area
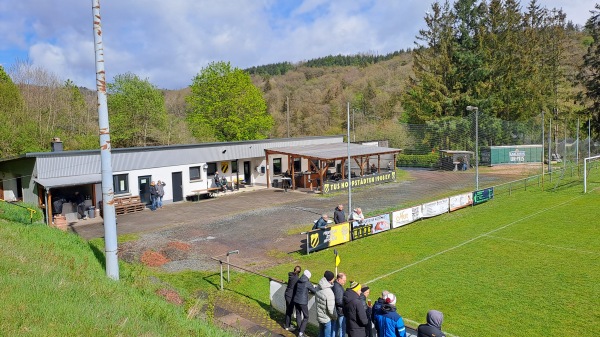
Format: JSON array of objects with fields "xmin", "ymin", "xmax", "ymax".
[{"xmin": 76, "ymin": 168, "xmax": 528, "ymax": 273}]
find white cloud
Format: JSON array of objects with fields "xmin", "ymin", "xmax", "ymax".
[{"xmin": 0, "ymin": 0, "xmax": 594, "ymax": 89}]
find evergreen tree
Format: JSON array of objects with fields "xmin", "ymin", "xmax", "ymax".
[{"xmin": 578, "ymin": 4, "xmax": 600, "ymax": 136}]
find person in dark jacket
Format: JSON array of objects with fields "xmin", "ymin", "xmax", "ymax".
[
  {"xmin": 149, "ymin": 181, "xmax": 158, "ymax": 211},
  {"xmin": 284, "ymin": 265, "xmax": 301, "ymax": 331},
  {"xmin": 373, "ymin": 293, "xmax": 406, "ymax": 337},
  {"xmin": 293, "ymin": 269, "xmax": 317, "ymax": 337},
  {"xmin": 359, "ymin": 286, "xmax": 374, "ymax": 337},
  {"xmin": 417, "ymin": 310, "xmax": 446, "ymax": 337},
  {"xmin": 332, "ymin": 272, "xmax": 347, "ymax": 337},
  {"xmin": 313, "ymin": 214, "xmax": 329, "ymax": 230},
  {"xmin": 333, "ymin": 204, "xmax": 346, "ymax": 224},
  {"xmin": 343, "ymin": 281, "xmax": 369, "ymax": 337},
  {"xmin": 372, "ymin": 290, "xmax": 390, "ymax": 335}
]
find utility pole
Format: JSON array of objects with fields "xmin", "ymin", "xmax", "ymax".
[
  {"xmin": 92, "ymin": 0, "xmax": 119, "ymax": 280},
  {"xmin": 286, "ymin": 96, "xmax": 290, "ymax": 138}
]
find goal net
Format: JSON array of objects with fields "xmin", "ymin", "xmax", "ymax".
[{"xmin": 584, "ymin": 155, "xmax": 600, "ymax": 193}]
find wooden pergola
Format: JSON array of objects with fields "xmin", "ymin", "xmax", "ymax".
[{"xmin": 264, "ymin": 143, "xmax": 401, "ymax": 193}]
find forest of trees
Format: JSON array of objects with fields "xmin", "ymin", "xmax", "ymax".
[{"xmin": 0, "ymin": 0, "xmax": 598, "ymax": 159}]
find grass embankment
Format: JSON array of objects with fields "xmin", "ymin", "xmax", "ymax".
[
  {"xmin": 0, "ymin": 220, "xmax": 237, "ymax": 336},
  {"xmin": 183, "ymin": 174, "xmax": 600, "ymax": 337}
]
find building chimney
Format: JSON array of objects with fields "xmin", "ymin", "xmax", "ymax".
[{"xmin": 51, "ymin": 137, "xmax": 63, "ymax": 152}]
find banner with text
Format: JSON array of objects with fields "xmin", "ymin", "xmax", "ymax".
[
  {"xmin": 473, "ymin": 187, "xmax": 494, "ymax": 205},
  {"xmin": 392, "ymin": 206, "xmax": 422, "ymax": 228},
  {"xmin": 307, "ymin": 222, "xmax": 351, "ymax": 253},
  {"xmin": 421, "ymin": 198, "xmax": 450, "ymax": 218},
  {"xmin": 351, "ymin": 214, "xmax": 391, "ymax": 240},
  {"xmin": 323, "ymin": 171, "xmax": 396, "ymax": 194},
  {"xmin": 449, "ymin": 192, "xmax": 473, "ymax": 211}
]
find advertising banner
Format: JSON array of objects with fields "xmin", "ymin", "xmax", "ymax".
[
  {"xmin": 307, "ymin": 222, "xmax": 351, "ymax": 253},
  {"xmin": 323, "ymin": 171, "xmax": 396, "ymax": 194},
  {"xmin": 473, "ymin": 187, "xmax": 494, "ymax": 205},
  {"xmin": 449, "ymin": 192, "xmax": 473, "ymax": 211},
  {"xmin": 392, "ymin": 206, "xmax": 422, "ymax": 228},
  {"xmin": 421, "ymin": 198, "xmax": 449, "ymax": 218},
  {"xmin": 351, "ymin": 214, "xmax": 391, "ymax": 240}
]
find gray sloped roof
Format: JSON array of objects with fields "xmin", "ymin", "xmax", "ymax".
[{"xmin": 265, "ymin": 143, "xmax": 401, "ymax": 160}]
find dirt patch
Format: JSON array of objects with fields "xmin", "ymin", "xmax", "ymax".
[
  {"xmin": 155, "ymin": 288, "xmax": 184, "ymax": 306},
  {"xmin": 167, "ymin": 241, "xmax": 191, "ymax": 251},
  {"xmin": 140, "ymin": 250, "xmax": 170, "ymax": 267}
]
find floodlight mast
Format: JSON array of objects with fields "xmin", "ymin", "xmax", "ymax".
[{"xmin": 466, "ymin": 106, "xmax": 479, "ymax": 190}]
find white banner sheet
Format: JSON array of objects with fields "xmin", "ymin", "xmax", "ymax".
[
  {"xmin": 392, "ymin": 206, "xmax": 422, "ymax": 228},
  {"xmin": 449, "ymin": 192, "xmax": 473, "ymax": 211},
  {"xmin": 421, "ymin": 198, "xmax": 449, "ymax": 218}
]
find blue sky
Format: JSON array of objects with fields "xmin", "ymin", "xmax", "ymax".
[{"xmin": 0, "ymin": 0, "xmax": 594, "ymax": 90}]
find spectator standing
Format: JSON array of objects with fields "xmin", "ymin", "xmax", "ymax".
[
  {"xmin": 332, "ymin": 272, "xmax": 347, "ymax": 337},
  {"xmin": 293, "ymin": 269, "xmax": 317, "ymax": 337},
  {"xmin": 350, "ymin": 208, "xmax": 365, "ymax": 227},
  {"xmin": 316, "ymin": 270, "xmax": 337, "ymax": 337},
  {"xmin": 373, "ymin": 293, "xmax": 406, "ymax": 337},
  {"xmin": 343, "ymin": 281, "xmax": 369, "ymax": 337},
  {"xmin": 214, "ymin": 171, "xmax": 221, "ymax": 189},
  {"xmin": 284, "ymin": 265, "xmax": 301, "ymax": 331},
  {"xmin": 359, "ymin": 286, "xmax": 374, "ymax": 337},
  {"xmin": 73, "ymin": 191, "xmax": 87, "ymax": 220},
  {"xmin": 417, "ymin": 310, "xmax": 446, "ymax": 337},
  {"xmin": 149, "ymin": 181, "xmax": 158, "ymax": 211},
  {"xmin": 313, "ymin": 214, "xmax": 329, "ymax": 230},
  {"xmin": 333, "ymin": 204, "xmax": 346, "ymax": 224},
  {"xmin": 371, "ymin": 290, "xmax": 390, "ymax": 336},
  {"xmin": 156, "ymin": 180, "xmax": 166, "ymax": 209}
]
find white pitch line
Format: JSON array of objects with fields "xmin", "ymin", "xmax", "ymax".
[
  {"xmin": 365, "ymin": 193, "xmax": 585, "ymax": 285},
  {"xmin": 484, "ymin": 234, "xmax": 600, "ymax": 255}
]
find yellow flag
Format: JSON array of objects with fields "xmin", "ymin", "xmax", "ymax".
[{"xmin": 335, "ymin": 255, "xmax": 341, "ymax": 267}]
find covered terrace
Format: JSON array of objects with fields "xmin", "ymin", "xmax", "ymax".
[{"xmin": 264, "ymin": 143, "xmax": 401, "ymax": 193}]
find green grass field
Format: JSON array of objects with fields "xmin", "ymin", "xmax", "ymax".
[{"xmin": 214, "ymin": 167, "xmax": 600, "ymax": 337}]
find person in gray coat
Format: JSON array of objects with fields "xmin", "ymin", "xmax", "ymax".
[
  {"xmin": 293, "ymin": 269, "xmax": 317, "ymax": 337},
  {"xmin": 156, "ymin": 180, "xmax": 166, "ymax": 209},
  {"xmin": 417, "ymin": 310, "xmax": 446, "ymax": 337},
  {"xmin": 316, "ymin": 270, "xmax": 337, "ymax": 337}
]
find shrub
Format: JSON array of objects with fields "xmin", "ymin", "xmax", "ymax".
[
  {"xmin": 397, "ymin": 153, "xmax": 438, "ymax": 168},
  {"xmin": 0, "ymin": 201, "xmax": 44, "ymax": 224}
]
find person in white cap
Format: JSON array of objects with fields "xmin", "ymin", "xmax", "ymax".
[
  {"xmin": 293, "ymin": 269, "xmax": 316, "ymax": 337},
  {"xmin": 373, "ymin": 292, "xmax": 406, "ymax": 337}
]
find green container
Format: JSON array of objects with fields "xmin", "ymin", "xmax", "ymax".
[{"xmin": 480, "ymin": 145, "xmax": 543, "ymax": 166}]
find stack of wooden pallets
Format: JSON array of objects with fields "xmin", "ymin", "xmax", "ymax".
[{"xmin": 114, "ymin": 196, "xmax": 146, "ymax": 215}]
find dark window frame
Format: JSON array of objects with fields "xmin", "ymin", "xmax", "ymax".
[
  {"xmin": 113, "ymin": 174, "xmax": 129, "ymax": 195},
  {"xmin": 189, "ymin": 166, "xmax": 201, "ymax": 181}
]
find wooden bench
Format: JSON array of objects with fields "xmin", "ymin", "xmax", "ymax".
[
  {"xmin": 114, "ymin": 196, "xmax": 146, "ymax": 215},
  {"xmin": 190, "ymin": 187, "xmax": 221, "ymax": 200}
]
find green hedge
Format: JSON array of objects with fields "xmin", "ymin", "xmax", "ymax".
[
  {"xmin": 397, "ymin": 153, "xmax": 439, "ymax": 168},
  {"xmin": 0, "ymin": 201, "xmax": 44, "ymax": 224}
]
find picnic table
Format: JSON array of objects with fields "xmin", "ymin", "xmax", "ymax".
[{"xmin": 190, "ymin": 187, "xmax": 221, "ymax": 200}]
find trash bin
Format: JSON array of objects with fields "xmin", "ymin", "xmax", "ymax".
[{"xmin": 88, "ymin": 206, "xmax": 96, "ymax": 219}]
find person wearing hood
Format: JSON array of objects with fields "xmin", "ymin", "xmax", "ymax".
[
  {"xmin": 343, "ymin": 281, "xmax": 369, "ymax": 337},
  {"xmin": 333, "ymin": 204, "xmax": 346, "ymax": 224},
  {"xmin": 293, "ymin": 269, "xmax": 317, "ymax": 337},
  {"xmin": 417, "ymin": 310, "xmax": 446, "ymax": 337},
  {"xmin": 284, "ymin": 265, "xmax": 301, "ymax": 331},
  {"xmin": 373, "ymin": 293, "xmax": 406, "ymax": 337},
  {"xmin": 316, "ymin": 270, "xmax": 337, "ymax": 337}
]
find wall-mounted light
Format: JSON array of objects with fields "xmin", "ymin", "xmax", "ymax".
[{"xmin": 203, "ymin": 164, "xmax": 208, "ymax": 171}]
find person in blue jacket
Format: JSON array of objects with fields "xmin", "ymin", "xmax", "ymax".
[{"xmin": 373, "ymin": 293, "xmax": 406, "ymax": 337}]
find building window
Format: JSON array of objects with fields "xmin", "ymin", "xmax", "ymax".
[
  {"xmin": 189, "ymin": 166, "xmax": 201, "ymax": 181},
  {"xmin": 294, "ymin": 158, "xmax": 301, "ymax": 172},
  {"xmin": 232, "ymin": 161, "xmax": 238, "ymax": 173},
  {"xmin": 113, "ymin": 174, "xmax": 129, "ymax": 195},
  {"xmin": 273, "ymin": 158, "xmax": 282, "ymax": 175},
  {"xmin": 207, "ymin": 162, "xmax": 217, "ymax": 176}
]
